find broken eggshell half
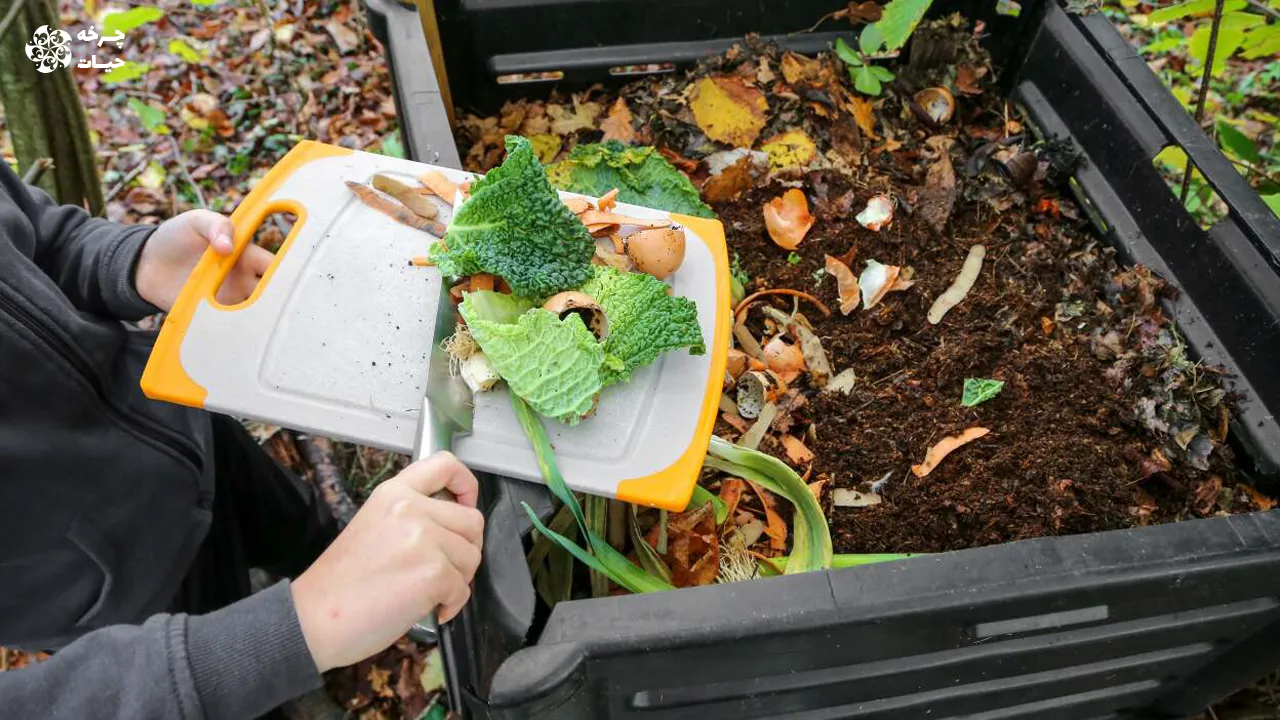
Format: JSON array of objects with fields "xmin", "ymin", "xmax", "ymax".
[
  {"xmin": 736, "ymin": 370, "xmax": 781, "ymax": 420},
  {"xmin": 855, "ymin": 194, "xmax": 894, "ymax": 231},
  {"xmin": 543, "ymin": 291, "xmax": 609, "ymax": 341},
  {"xmin": 625, "ymin": 226, "xmax": 686, "ymax": 280},
  {"xmin": 914, "ymin": 86, "xmax": 956, "ymax": 125}
]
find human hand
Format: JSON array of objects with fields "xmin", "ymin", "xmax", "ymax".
[
  {"xmin": 290, "ymin": 453, "xmax": 483, "ymax": 673},
  {"xmin": 134, "ymin": 209, "xmax": 274, "ymax": 311}
]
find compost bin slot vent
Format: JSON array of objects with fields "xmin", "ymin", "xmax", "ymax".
[
  {"xmin": 496, "ymin": 71, "xmax": 564, "ymax": 85},
  {"xmin": 974, "ymin": 605, "xmax": 1109, "ymax": 638},
  {"xmin": 609, "ymin": 62, "xmax": 676, "ymax": 77}
]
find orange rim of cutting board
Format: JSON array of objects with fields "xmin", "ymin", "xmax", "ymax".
[
  {"xmin": 615, "ymin": 212, "xmax": 731, "ymax": 511},
  {"xmin": 140, "ymin": 140, "xmax": 354, "ymax": 407}
]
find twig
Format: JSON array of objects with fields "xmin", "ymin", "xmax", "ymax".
[
  {"xmin": 168, "ymin": 135, "xmax": 207, "ymax": 208},
  {"xmin": 104, "ymin": 156, "xmax": 152, "ymax": 202},
  {"xmin": 20, "ymin": 157, "xmax": 53, "ymax": 185},
  {"xmin": 1181, "ymin": 0, "xmax": 1226, "ymax": 204},
  {"xmin": 1228, "ymin": 157, "xmax": 1280, "ymax": 188},
  {"xmin": 0, "ymin": 0, "xmax": 31, "ymax": 43},
  {"xmin": 297, "ymin": 435, "xmax": 360, "ymax": 527},
  {"xmin": 1245, "ymin": 0, "xmax": 1280, "ymax": 20}
]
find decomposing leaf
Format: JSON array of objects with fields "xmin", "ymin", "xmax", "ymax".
[
  {"xmin": 368, "ymin": 665, "xmax": 394, "ymax": 698},
  {"xmin": 372, "ymin": 173, "xmax": 439, "ymax": 219},
  {"xmin": 824, "ymin": 254, "xmax": 861, "ymax": 315},
  {"xmin": 689, "ymin": 75, "xmax": 769, "ymax": 147},
  {"xmin": 761, "ymin": 130, "xmax": 817, "ymax": 172},
  {"xmin": 763, "ymin": 189, "xmax": 815, "ymax": 250},
  {"xmin": 955, "ymin": 65, "xmax": 986, "ymax": 95},
  {"xmin": 548, "ymin": 99, "xmax": 602, "ymax": 135},
  {"xmin": 849, "ymin": 96, "xmax": 878, "ymax": 140},
  {"xmin": 702, "ymin": 156, "xmax": 754, "ymax": 203},
  {"xmin": 756, "ymin": 56, "xmax": 776, "ymax": 84},
  {"xmin": 781, "ymin": 52, "xmax": 824, "ymax": 85},
  {"xmin": 793, "ymin": 323, "xmax": 832, "ymax": 387},
  {"xmin": 833, "ymin": 488, "xmax": 882, "ymax": 507},
  {"xmin": 1244, "ymin": 485, "xmax": 1277, "ymax": 511},
  {"xmin": 1192, "ymin": 475, "xmax": 1223, "ymax": 515},
  {"xmin": 746, "ymin": 481, "xmax": 788, "ymax": 551},
  {"xmin": 927, "ymin": 244, "xmax": 986, "ymax": 324},
  {"xmin": 781, "ymin": 434, "xmax": 815, "ymax": 465},
  {"xmin": 836, "ymin": 0, "xmax": 885, "ymax": 22},
  {"xmin": 325, "ymin": 19, "xmax": 361, "ymax": 53},
  {"xmin": 528, "ymin": 133, "xmax": 563, "ymax": 164},
  {"xmin": 911, "ymin": 427, "xmax": 990, "ymax": 478},
  {"xmin": 665, "ymin": 501, "xmax": 721, "ymax": 587},
  {"xmin": 600, "ymin": 97, "xmax": 637, "ymax": 143},
  {"xmin": 918, "ymin": 137, "xmax": 957, "ymax": 234}
]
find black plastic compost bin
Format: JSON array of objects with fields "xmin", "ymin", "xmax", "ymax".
[{"xmin": 362, "ymin": 0, "xmax": 1280, "ymax": 716}]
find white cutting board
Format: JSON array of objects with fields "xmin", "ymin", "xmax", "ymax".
[{"xmin": 141, "ymin": 141, "xmax": 730, "ymax": 511}]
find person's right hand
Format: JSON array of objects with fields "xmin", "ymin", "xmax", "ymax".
[{"xmin": 290, "ymin": 452, "xmax": 483, "ymax": 673}]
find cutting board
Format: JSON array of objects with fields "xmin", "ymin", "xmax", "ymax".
[{"xmin": 141, "ymin": 140, "xmax": 730, "ymax": 511}]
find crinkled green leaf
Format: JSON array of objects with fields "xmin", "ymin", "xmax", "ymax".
[
  {"xmin": 579, "ymin": 267, "xmax": 705, "ymax": 386},
  {"xmin": 459, "ymin": 299, "xmax": 603, "ymax": 424},
  {"xmin": 431, "ymin": 136, "xmax": 595, "ymax": 296},
  {"xmin": 546, "ymin": 141, "xmax": 715, "ymax": 218},
  {"xmin": 961, "ymin": 378, "xmax": 1005, "ymax": 407},
  {"xmin": 459, "ymin": 290, "xmax": 535, "ymax": 324},
  {"xmin": 870, "ymin": 0, "xmax": 933, "ymax": 53}
]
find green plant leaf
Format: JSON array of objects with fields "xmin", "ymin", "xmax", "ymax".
[
  {"xmin": 787, "ymin": 252, "xmax": 802, "ymax": 265},
  {"xmin": 1241, "ymin": 25, "xmax": 1280, "ymax": 59},
  {"xmin": 190, "ymin": 0, "xmax": 223, "ymax": 6},
  {"xmin": 127, "ymin": 98, "xmax": 169, "ymax": 135},
  {"xmin": 961, "ymin": 378, "xmax": 1005, "ymax": 407},
  {"xmin": 834, "ymin": 37, "xmax": 861, "ymax": 66},
  {"xmin": 101, "ymin": 6, "xmax": 165, "ymax": 36},
  {"xmin": 870, "ymin": 65, "xmax": 896, "ymax": 81},
  {"xmin": 759, "ymin": 553, "xmax": 919, "ymax": 576},
  {"xmin": 100, "ymin": 61, "xmax": 150, "ymax": 84},
  {"xmin": 628, "ymin": 504, "xmax": 674, "ymax": 583},
  {"xmin": 1142, "ymin": 35, "xmax": 1184, "ymax": 54},
  {"xmin": 859, "ymin": 24, "xmax": 885, "ymax": 55},
  {"xmin": 1189, "ymin": 23, "xmax": 1247, "ymax": 76},
  {"xmin": 687, "ymin": 484, "xmax": 728, "ymax": 525},
  {"xmin": 853, "ymin": 66, "xmax": 882, "ymax": 95},
  {"xmin": 379, "ymin": 131, "xmax": 405, "ymax": 159},
  {"xmin": 870, "ymin": 0, "xmax": 933, "ymax": 53},
  {"xmin": 1263, "ymin": 193, "xmax": 1280, "ymax": 217},
  {"xmin": 1148, "ymin": 0, "xmax": 1245, "ymax": 24},
  {"xmin": 168, "ymin": 38, "xmax": 206, "ymax": 63},
  {"xmin": 1216, "ymin": 119, "xmax": 1261, "ymax": 164}
]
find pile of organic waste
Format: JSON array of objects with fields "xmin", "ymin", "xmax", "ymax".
[{"xmin": 357, "ymin": 5, "xmax": 1273, "ymax": 609}]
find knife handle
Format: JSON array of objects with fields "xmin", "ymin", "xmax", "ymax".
[{"xmin": 411, "ymin": 479, "xmax": 458, "ymax": 639}]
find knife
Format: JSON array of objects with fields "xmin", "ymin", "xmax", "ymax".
[{"xmin": 407, "ymin": 270, "xmax": 475, "ymax": 642}]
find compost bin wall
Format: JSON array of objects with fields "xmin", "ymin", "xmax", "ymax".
[{"xmin": 362, "ymin": 0, "xmax": 1280, "ymax": 716}]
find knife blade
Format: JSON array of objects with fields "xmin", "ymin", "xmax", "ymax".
[{"xmin": 408, "ymin": 269, "xmax": 475, "ymax": 641}]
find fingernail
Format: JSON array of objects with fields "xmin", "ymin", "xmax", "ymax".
[{"xmin": 214, "ymin": 233, "xmax": 233, "ymax": 252}]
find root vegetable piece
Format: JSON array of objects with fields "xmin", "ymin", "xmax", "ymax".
[
  {"xmin": 928, "ymin": 244, "xmax": 986, "ymax": 324},
  {"xmin": 419, "ymin": 170, "xmax": 461, "ymax": 202},
  {"xmin": 460, "ymin": 353, "xmax": 501, "ymax": 393},
  {"xmin": 345, "ymin": 181, "xmax": 447, "ymax": 236},
  {"xmin": 371, "ymin": 173, "xmax": 439, "ymax": 219},
  {"xmin": 911, "ymin": 427, "xmax": 990, "ymax": 478}
]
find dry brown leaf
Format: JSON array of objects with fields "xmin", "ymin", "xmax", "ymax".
[
  {"xmin": 665, "ymin": 502, "xmax": 720, "ymax": 587},
  {"xmin": 849, "ymin": 96, "xmax": 878, "ymax": 140},
  {"xmin": 1193, "ymin": 476, "xmax": 1223, "ymax": 515},
  {"xmin": 371, "ymin": 174, "xmax": 439, "ymax": 219},
  {"xmin": 346, "ymin": 182, "xmax": 446, "ymax": 235},
  {"xmin": 756, "ymin": 57, "xmax": 776, "ymax": 84},
  {"xmin": 600, "ymin": 97, "xmax": 637, "ymax": 143},
  {"xmin": 325, "ymin": 19, "xmax": 361, "ymax": 53},
  {"xmin": 763, "ymin": 189, "xmax": 815, "ymax": 250},
  {"xmin": 1244, "ymin": 485, "xmax": 1277, "ymax": 511},
  {"xmin": 918, "ymin": 137, "xmax": 957, "ymax": 234},
  {"xmin": 956, "ymin": 65, "xmax": 986, "ymax": 95},
  {"xmin": 368, "ymin": 665, "xmax": 394, "ymax": 698},
  {"xmin": 781, "ymin": 52, "xmax": 823, "ymax": 85},
  {"xmin": 781, "ymin": 434, "xmax": 815, "ymax": 465},
  {"xmin": 835, "ymin": 0, "xmax": 884, "ymax": 22},
  {"xmin": 746, "ymin": 481, "xmax": 788, "ymax": 551},
  {"xmin": 911, "ymin": 427, "xmax": 990, "ymax": 478},
  {"xmin": 824, "ymin": 254, "xmax": 861, "ymax": 315},
  {"xmin": 689, "ymin": 75, "xmax": 769, "ymax": 147},
  {"xmin": 702, "ymin": 156, "xmax": 755, "ymax": 203}
]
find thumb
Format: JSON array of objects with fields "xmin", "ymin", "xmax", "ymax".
[
  {"xmin": 185, "ymin": 209, "xmax": 236, "ymax": 255},
  {"xmin": 389, "ymin": 453, "xmax": 479, "ymax": 508}
]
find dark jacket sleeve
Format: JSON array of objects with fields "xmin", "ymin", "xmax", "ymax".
[
  {"xmin": 1, "ymin": 165, "xmax": 159, "ymax": 321},
  {"xmin": 0, "ymin": 581, "xmax": 322, "ymax": 719}
]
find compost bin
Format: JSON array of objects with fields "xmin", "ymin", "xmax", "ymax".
[{"xmin": 364, "ymin": 0, "xmax": 1280, "ymax": 716}]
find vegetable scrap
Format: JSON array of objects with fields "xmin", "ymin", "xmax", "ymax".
[
  {"xmin": 961, "ymin": 378, "xmax": 1004, "ymax": 407},
  {"xmin": 856, "ymin": 194, "xmax": 894, "ymax": 230},
  {"xmin": 927, "ymin": 244, "xmax": 985, "ymax": 324},
  {"xmin": 344, "ymin": 181, "xmax": 446, "ymax": 236},
  {"xmin": 911, "ymin": 427, "xmax": 990, "ymax": 478},
  {"xmin": 763, "ymin": 188, "xmax": 816, "ymax": 250}
]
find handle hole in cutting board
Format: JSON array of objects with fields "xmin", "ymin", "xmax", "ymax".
[{"xmin": 212, "ymin": 209, "xmax": 298, "ymax": 310}]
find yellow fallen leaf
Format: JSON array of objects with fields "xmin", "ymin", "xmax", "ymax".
[
  {"xmin": 547, "ymin": 99, "xmax": 601, "ymax": 135},
  {"xmin": 911, "ymin": 427, "xmax": 990, "ymax": 478},
  {"xmin": 760, "ymin": 129, "xmax": 817, "ymax": 172},
  {"xmin": 528, "ymin": 133, "xmax": 562, "ymax": 164},
  {"xmin": 781, "ymin": 52, "xmax": 823, "ymax": 85},
  {"xmin": 849, "ymin": 96, "xmax": 878, "ymax": 140},
  {"xmin": 689, "ymin": 76, "xmax": 769, "ymax": 147},
  {"xmin": 600, "ymin": 97, "xmax": 636, "ymax": 143}
]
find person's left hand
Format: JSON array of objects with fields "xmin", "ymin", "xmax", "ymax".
[{"xmin": 134, "ymin": 209, "xmax": 275, "ymax": 312}]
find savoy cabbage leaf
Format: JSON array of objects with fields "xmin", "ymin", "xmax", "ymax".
[
  {"xmin": 545, "ymin": 141, "xmax": 715, "ymax": 218},
  {"xmin": 459, "ymin": 291, "xmax": 604, "ymax": 424},
  {"xmin": 580, "ymin": 266, "xmax": 705, "ymax": 386},
  {"xmin": 430, "ymin": 136, "xmax": 595, "ymax": 297}
]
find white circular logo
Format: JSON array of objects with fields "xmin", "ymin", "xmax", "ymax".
[{"xmin": 25, "ymin": 25, "xmax": 73, "ymax": 74}]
